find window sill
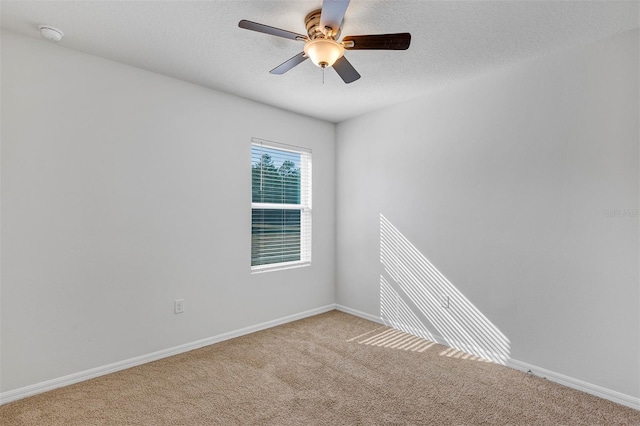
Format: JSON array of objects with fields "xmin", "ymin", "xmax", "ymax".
[{"xmin": 251, "ymin": 261, "xmax": 311, "ymax": 274}]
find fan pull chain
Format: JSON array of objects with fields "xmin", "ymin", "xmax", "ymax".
[{"xmin": 322, "ymin": 66, "xmax": 325, "ymax": 84}]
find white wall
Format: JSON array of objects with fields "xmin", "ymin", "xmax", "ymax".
[
  {"xmin": 336, "ymin": 29, "xmax": 639, "ymax": 398},
  {"xmin": 1, "ymin": 31, "xmax": 335, "ymax": 393}
]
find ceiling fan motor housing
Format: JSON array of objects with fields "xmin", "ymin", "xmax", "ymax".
[{"xmin": 305, "ymin": 9, "xmax": 342, "ymax": 40}]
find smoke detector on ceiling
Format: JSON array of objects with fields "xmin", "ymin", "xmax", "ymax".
[{"xmin": 38, "ymin": 25, "xmax": 64, "ymax": 42}]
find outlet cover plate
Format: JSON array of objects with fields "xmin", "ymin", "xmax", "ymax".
[{"xmin": 174, "ymin": 299, "xmax": 184, "ymax": 314}]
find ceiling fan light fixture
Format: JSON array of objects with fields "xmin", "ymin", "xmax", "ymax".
[{"xmin": 304, "ymin": 38, "xmax": 344, "ymax": 68}]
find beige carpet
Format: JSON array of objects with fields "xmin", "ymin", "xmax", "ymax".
[{"xmin": 2, "ymin": 310, "xmax": 639, "ymax": 425}]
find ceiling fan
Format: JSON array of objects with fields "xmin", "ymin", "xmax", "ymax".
[{"xmin": 238, "ymin": 0, "xmax": 411, "ymax": 84}]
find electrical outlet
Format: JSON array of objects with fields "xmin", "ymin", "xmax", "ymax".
[
  {"xmin": 441, "ymin": 295, "xmax": 450, "ymax": 309},
  {"xmin": 174, "ymin": 299, "xmax": 184, "ymax": 314}
]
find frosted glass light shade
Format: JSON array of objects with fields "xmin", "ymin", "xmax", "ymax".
[{"xmin": 304, "ymin": 39, "xmax": 344, "ymax": 68}]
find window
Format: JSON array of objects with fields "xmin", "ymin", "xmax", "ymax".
[{"xmin": 251, "ymin": 138, "xmax": 311, "ymax": 271}]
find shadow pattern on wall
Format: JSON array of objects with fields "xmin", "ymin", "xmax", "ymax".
[{"xmin": 380, "ymin": 214, "xmax": 510, "ymax": 364}]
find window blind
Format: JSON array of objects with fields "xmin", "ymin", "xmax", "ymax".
[{"xmin": 251, "ymin": 138, "xmax": 311, "ymax": 271}]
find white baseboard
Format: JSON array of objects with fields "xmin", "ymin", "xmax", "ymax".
[
  {"xmin": 335, "ymin": 304, "xmax": 385, "ymax": 324},
  {"xmin": 506, "ymin": 359, "xmax": 640, "ymax": 411},
  {"xmin": 336, "ymin": 304, "xmax": 640, "ymax": 411},
  {"xmin": 0, "ymin": 304, "xmax": 336, "ymax": 405}
]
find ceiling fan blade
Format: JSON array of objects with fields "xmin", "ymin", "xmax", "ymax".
[
  {"xmin": 332, "ymin": 56, "xmax": 360, "ymax": 84},
  {"xmin": 343, "ymin": 33, "xmax": 411, "ymax": 50},
  {"xmin": 320, "ymin": 0, "xmax": 350, "ymax": 36},
  {"xmin": 238, "ymin": 20, "xmax": 306, "ymax": 41},
  {"xmin": 270, "ymin": 52, "xmax": 308, "ymax": 75}
]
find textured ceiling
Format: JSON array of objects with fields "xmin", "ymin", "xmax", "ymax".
[{"xmin": 2, "ymin": 1, "xmax": 639, "ymax": 123}]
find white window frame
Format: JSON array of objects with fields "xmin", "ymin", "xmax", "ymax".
[{"xmin": 251, "ymin": 138, "xmax": 312, "ymax": 273}]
